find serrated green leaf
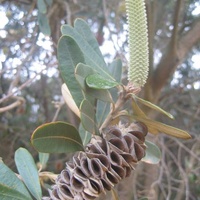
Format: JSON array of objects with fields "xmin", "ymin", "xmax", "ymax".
[
  {"xmin": 58, "ymin": 36, "xmax": 85, "ymax": 107},
  {"xmin": 38, "ymin": 12, "xmax": 51, "ymax": 35},
  {"xmin": 37, "ymin": 0, "xmax": 47, "ymax": 14},
  {"xmin": 31, "ymin": 121, "xmax": 84, "ymax": 153},
  {"xmin": 75, "ymin": 63, "xmax": 113, "ymax": 102},
  {"xmin": 39, "ymin": 153, "xmax": 49, "ymax": 169},
  {"xmin": 133, "ymin": 95, "xmax": 174, "ymax": 119},
  {"xmin": 74, "ymin": 18, "xmax": 103, "ymax": 58},
  {"xmin": 0, "ymin": 161, "xmax": 32, "ymax": 200},
  {"xmin": 142, "ymin": 140, "xmax": 161, "ymax": 164},
  {"xmin": 61, "ymin": 24, "xmax": 114, "ymax": 80},
  {"xmin": 86, "ymin": 74, "xmax": 119, "ymax": 89},
  {"xmin": 80, "ymin": 99, "xmax": 99, "ymax": 135},
  {"xmin": 15, "ymin": 148, "xmax": 42, "ymax": 200},
  {"xmin": 79, "ymin": 124, "xmax": 92, "ymax": 146}
]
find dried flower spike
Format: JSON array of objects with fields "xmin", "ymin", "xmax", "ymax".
[
  {"xmin": 43, "ymin": 122, "xmax": 147, "ymax": 200},
  {"xmin": 125, "ymin": 0, "xmax": 149, "ymax": 87}
]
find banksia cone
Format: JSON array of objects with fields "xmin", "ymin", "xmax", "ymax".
[{"xmin": 43, "ymin": 122, "xmax": 147, "ymax": 200}]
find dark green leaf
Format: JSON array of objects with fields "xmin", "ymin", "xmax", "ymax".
[
  {"xmin": 31, "ymin": 121, "xmax": 84, "ymax": 153},
  {"xmin": 58, "ymin": 36, "xmax": 85, "ymax": 107},
  {"xmin": 15, "ymin": 148, "xmax": 42, "ymax": 200},
  {"xmin": 86, "ymin": 73, "xmax": 119, "ymax": 89},
  {"xmin": 0, "ymin": 161, "xmax": 32, "ymax": 200},
  {"xmin": 61, "ymin": 24, "xmax": 113, "ymax": 80},
  {"xmin": 74, "ymin": 18, "xmax": 103, "ymax": 58},
  {"xmin": 75, "ymin": 63, "xmax": 113, "ymax": 102},
  {"xmin": 142, "ymin": 141, "xmax": 161, "ymax": 164},
  {"xmin": 80, "ymin": 99, "xmax": 99, "ymax": 135},
  {"xmin": 37, "ymin": 0, "xmax": 47, "ymax": 14},
  {"xmin": 38, "ymin": 12, "xmax": 51, "ymax": 35},
  {"xmin": 79, "ymin": 124, "xmax": 92, "ymax": 146}
]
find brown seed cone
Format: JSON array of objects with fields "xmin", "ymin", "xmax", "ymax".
[{"xmin": 43, "ymin": 122, "xmax": 147, "ymax": 200}]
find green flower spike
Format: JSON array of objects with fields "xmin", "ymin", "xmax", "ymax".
[{"xmin": 125, "ymin": 0, "xmax": 149, "ymax": 87}]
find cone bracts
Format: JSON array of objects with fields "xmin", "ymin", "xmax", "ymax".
[{"xmin": 43, "ymin": 122, "xmax": 147, "ymax": 200}]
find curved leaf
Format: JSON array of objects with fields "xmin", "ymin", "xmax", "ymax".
[
  {"xmin": 31, "ymin": 121, "xmax": 84, "ymax": 153},
  {"xmin": 86, "ymin": 74, "xmax": 119, "ymax": 89},
  {"xmin": 142, "ymin": 140, "xmax": 161, "ymax": 164},
  {"xmin": 0, "ymin": 161, "xmax": 32, "ymax": 200},
  {"xmin": 15, "ymin": 148, "xmax": 42, "ymax": 200},
  {"xmin": 132, "ymin": 115, "xmax": 191, "ymax": 139},
  {"xmin": 133, "ymin": 95, "xmax": 174, "ymax": 119},
  {"xmin": 58, "ymin": 35, "xmax": 85, "ymax": 107}
]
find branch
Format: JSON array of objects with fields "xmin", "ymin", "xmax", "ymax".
[
  {"xmin": 0, "ymin": 97, "xmax": 25, "ymax": 113},
  {"xmin": 149, "ymin": 19, "xmax": 200, "ymax": 103}
]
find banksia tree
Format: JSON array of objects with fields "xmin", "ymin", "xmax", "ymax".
[{"xmin": 0, "ymin": 1, "xmax": 191, "ymax": 200}]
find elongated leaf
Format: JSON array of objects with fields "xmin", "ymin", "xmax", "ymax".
[
  {"xmin": 133, "ymin": 95, "xmax": 174, "ymax": 119},
  {"xmin": 79, "ymin": 124, "xmax": 92, "ymax": 146},
  {"xmin": 37, "ymin": 0, "xmax": 47, "ymax": 13},
  {"xmin": 132, "ymin": 99, "xmax": 159, "ymax": 134},
  {"xmin": 0, "ymin": 161, "xmax": 32, "ymax": 200},
  {"xmin": 75, "ymin": 63, "xmax": 113, "ymax": 102},
  {"xmin": 86, "ymin": 74, "xmax": 119, "ymax": 89},
  {"xmin": 38, "ymin": 12, "xmax": 51, "ymax": 35},
  {"xmin": 80, "ymin": 99, "xmax": 99, "ymax": 135},
  {"xmin": 142, "ymin": 140, "xmax": 161, "ymax": 164},
  {"xmin": 132, "ymin": 115, "xmax": 191, "ymax": 139},
  {"xmin": 31, "ymin": 121, "xmax": 84, "ymax": 153},
  {"xmin": 74, "ymin": 18, "xmax": 103, "ymax": 58},
  {"xmin": 58, "ymin": 36, "xmax": 85, "ymax": 107},
  {"xmin": 15, "ymin": 148, "xmax": 42, "ymax": 200},
  {"xmin": 0, "ymin": 184, "xmax": 31, "ymax": 200},
  {"xmin": 131, "ymin": 99, "xmax": 191, "ymax": 138},
  {"xmin": 61, "ymin": 24, "xmax": 114, "ymax": 80},
  {"xmin": 39, "ymin": 153, "xmax": 49, "ymax": 169}
]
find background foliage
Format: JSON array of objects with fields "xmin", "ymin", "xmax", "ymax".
[{"xmin": 0, "ymin": 0, "xmax": 200, "ymax": 199}]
